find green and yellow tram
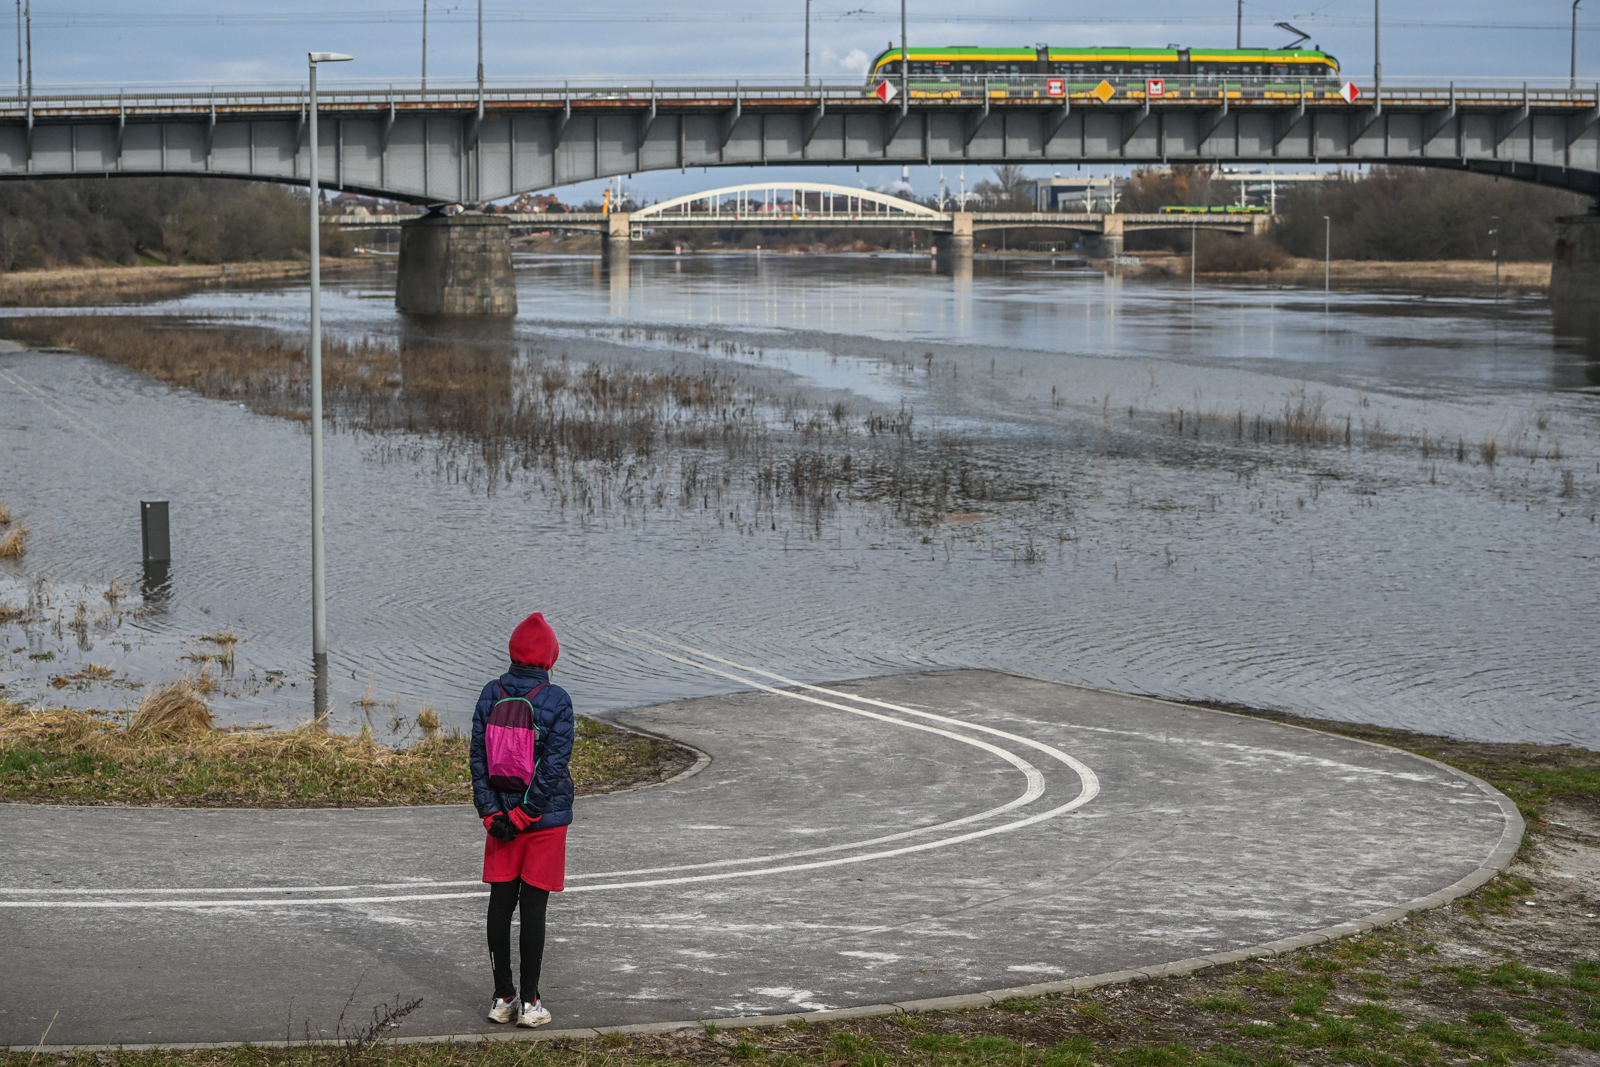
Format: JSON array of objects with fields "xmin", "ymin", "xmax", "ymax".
[
  {"xmin": 1158, "ymin": 205, "xmax": 1272, "ymax": 215},
  {"xmin": 866, "ymin": 46, "xmax": 1341, "ymax": 100}
]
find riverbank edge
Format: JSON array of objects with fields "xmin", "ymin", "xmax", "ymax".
[
  {"xmin": 0, "ymin": 257, "xmax": 376, "ymax": 307},
  {"xmin": 1103, "ymin": 253, "xmax": 1552, "ymax": 292},
  {"xmin": 8, "ymin": 691, "xmax": 1560, "ymax": 1055}
]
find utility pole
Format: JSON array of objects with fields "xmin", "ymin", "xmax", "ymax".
[
  {"xmin": 1323, "ymin": 215, "xmax": 1331, "ymax": 293},
  {"xmin": 476, "ymin": 0, "xmax": 483, "ymax": 100},
  {"xmin": 900, "ymin": 0, "xmax": 907, "ymax": 103},
  {"xmin": 1373, "ymin": 0, "xmax": 1381, "ymax": 106},
  {"xmin": 14, "ymin": 0, "xmax": 19, "ymax": 97},
  {"xmin": 804, "ymin": 0, "xmax": 811, "ymax": 86},
  {"xmin": 1236, "ymin": 0, "xmax": 1243, "ymax": 48},
  {"xmin": 420, "ymin": 0, "xmax": 427, "ymax": 91},
  {"xmin": 1574, "ymin": 1, "xmax": 1583, "ymax": 90},
  {"xmin": 23, "ymin": 0, "xmax": 29, "ymax": 110}
]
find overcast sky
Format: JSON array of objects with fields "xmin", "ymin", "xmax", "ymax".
[{"xmin": 10, "ymin": 0, "xmax": 1596, "ymax": 200}]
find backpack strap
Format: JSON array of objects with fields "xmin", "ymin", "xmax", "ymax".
[{"xmin": 519, "ymin": 682, "xmax": 550, "ymax": 809}]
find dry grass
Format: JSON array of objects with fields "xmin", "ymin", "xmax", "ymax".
[
  {"xmin": 128, "ymin": 678, "xmax": 214, "ymax": 740},
  {"xmin": 0, "ymin": 259, "xmax": 366, "ymax": 308},
  {"xmin": 0, "ymin": 499, "xmax": 11, "ymax": 524},
  {"xmin": 416, "ymin": 706, "xmax": 441, "ymax": 737},
  {"xmin": 0, "ymin": 523, "xmax": 26, "ymax": 559},
  {"xmin": 0, "ymin": 698, "xmax": 696, "ymax": 807}
]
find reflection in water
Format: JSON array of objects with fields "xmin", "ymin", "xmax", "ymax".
[
  {"xmin": 1, "ymin": 255, "xmax": 1597, "ymax": 748},
  {"xmin": 608, "ymin": 252, "xmax": 630, "ymax": 315},
  {"xmin": 140, "ymin": 560, "xmax": 172, "ymax": 609},
  {"xmin": 1551, "ymin": 304, "xmax": 1600, "ymax": 390}
]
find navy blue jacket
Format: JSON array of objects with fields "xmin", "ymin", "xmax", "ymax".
[{"xmin": 469, "ymin": 664, "xmax": 575, "ymax": 829}]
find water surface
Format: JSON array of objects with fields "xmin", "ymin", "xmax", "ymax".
[{"xmin": 2, "ymin": 254, "xmax": 1595, "ymax": 746}]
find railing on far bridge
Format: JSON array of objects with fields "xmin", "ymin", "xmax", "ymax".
[{"xmin": 2, "ymin": 75, "xmax": 1596, "ymax": 120}]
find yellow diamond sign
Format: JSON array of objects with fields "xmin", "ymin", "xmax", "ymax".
[{"xmin": 1092, "ymin": 79, "xmax": 1116, "ymax": 102}]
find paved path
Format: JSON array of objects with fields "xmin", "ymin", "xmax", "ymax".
[{"xmin": 0, "ymin": 668, "xmax": 1515, "ymax": 1047}]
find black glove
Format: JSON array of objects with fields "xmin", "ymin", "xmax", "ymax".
[{"xmin": 487, "ymin": 812, "xmax": 518, "ymax": 842}]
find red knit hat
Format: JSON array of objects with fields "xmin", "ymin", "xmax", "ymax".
[{"xmin": 508, "ymin": 612, "xmax": 559, "ymax": 668}]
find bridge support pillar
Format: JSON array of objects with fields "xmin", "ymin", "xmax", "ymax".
[
  {"xmin": 395, "ymin": 213, "xmax": 517, "ymax": 317},
  {"xmin": 605, "ymin": 212, "xmax": 632, "ymax": 273},
  {"xmin": 1552, "ymin": 212, "xmax": 1600, "ymax": 334},
  {"xmin": 937, "ymin": 212, "xmax": 974, "ymax": 272},
  {"xmin": 1089, "ymin": 214, "xmax": 1125, "ymax": 259}
]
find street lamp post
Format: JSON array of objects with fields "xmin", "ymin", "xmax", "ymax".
[
  {"xmin": 420, "ymin": 0, "xmax": 427, "ymax": 91},
  {"xmin": 477, "ymin": 0, "xmax": 483, "ymax": 102},
  {"xmin": 1323, "ymin": 215, "xmax": 1331, "ymax": 293},
  {"xmin": 307, "ymin": 49, "xmax": 353, "ymax": 715},
  {"xmin": 1236, "ymin": 0, "xmax": 1243, "ymax": 49},
  {"xmin": 1490, "ymin": 215, "xmax": 1501, "ymax": 300}
]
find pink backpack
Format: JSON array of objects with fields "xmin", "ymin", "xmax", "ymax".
[{"xmin": 484, "ymin": 682, "xmax": 547, "ymax": 793}]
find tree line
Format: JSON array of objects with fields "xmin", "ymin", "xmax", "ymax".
[
  {"xmin": 0, "ymin": 178, "xmax": 348, "ymax": 271},
  {"xmin": 1121, "ymin": 164, "xmax": 1588, "ymax": 262}
]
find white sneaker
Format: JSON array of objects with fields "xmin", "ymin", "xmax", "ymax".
[
  {"xmin": 487, "ymin": 996, "xmax": 518, "ymax": 1024},
  {"xmin": 516, "ymin": 999, "xmax": 552, "ymax": 1029}
]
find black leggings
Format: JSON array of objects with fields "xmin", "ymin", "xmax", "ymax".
[{"xmin": 487, "ymin": 879, "xmax": 550, "ymax": 1003}]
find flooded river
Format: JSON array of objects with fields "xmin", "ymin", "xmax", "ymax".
[{"xmin": 2, "ymin": 254, "xmax": 1597, "ymax": 746}]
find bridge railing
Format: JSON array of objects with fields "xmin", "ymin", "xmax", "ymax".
[{"xmin": 1, "ymin": 76, "xmax": 1596, "ymax": 119}]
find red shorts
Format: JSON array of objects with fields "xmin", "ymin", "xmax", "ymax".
[{"xmin": 483, "ymin": 823, "xmax": 568, "ymax": 890}]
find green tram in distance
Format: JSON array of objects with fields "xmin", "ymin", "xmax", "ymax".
[
  {"xmin": 1158, "ymin": 205, "xmax": 1271, "ymax": 215},
  {"xmin": 866, "ymin": 46, "xmax": 1342, "ymax": 100}
]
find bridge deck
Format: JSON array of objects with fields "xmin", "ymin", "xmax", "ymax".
[{"xmin": 3, "ymin": 79, "xmax": 1597, "ymax": 204}]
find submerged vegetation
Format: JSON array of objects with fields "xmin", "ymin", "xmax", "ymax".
[
  {"xmin": 0, "ymin": 313, "xmax": 1584, "ymax": 564},
  {"xmin": 0, "ymin": 695, "xmax": 696, "ymax": 807}
]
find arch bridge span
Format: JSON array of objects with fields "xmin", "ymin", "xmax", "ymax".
[{"xmin": 335, "ymin": 183, "xmax": 1271, "ymax": 241}]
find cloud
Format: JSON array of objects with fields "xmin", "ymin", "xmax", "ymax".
[{"xmin": 823, "ymin": 47, "xmax": 871, "ymax": 76}]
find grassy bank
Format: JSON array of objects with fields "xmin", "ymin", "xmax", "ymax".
[
  {"xmin": 1111, "ymin": 253, "xmax": 1551, "ymax": 294},
  {"xmin": 5, "ymin": 710, "xmax": 1591, "ymax": 1064},
  {"xmin": 0, "ymin": 258, "xmax": 370, "ymax": 307},
  {"xmin": 0, "ymin": 689, "xmax": 697, "ymax": 807}
]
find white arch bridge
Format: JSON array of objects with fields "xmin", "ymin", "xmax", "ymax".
[{"xmin": 333, "ymin": 182, "xmax": 1272, "ymax": 241}]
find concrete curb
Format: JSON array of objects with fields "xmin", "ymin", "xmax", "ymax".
[{"xmin": 7, "ymin": 690, "xmax": 1526, "ymax": 1054}]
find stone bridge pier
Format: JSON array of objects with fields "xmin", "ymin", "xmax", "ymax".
[{"xmin": 395, "ymin": 213, "xmax": 518, "ymax": 317}]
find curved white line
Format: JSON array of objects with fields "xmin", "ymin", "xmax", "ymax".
[
  {"xmin": 616, "ymin": 627, "xmax": 1100, "ymax": 789},
  {"xmin": 567, "ymin": 631, "xmax": 1053, "ymax": 880}
]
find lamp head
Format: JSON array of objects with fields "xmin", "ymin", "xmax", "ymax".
[{"xmin": 309, "ymin": 52, "xmax": 355, "ymax": 65}]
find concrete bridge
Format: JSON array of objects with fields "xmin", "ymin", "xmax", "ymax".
[{"xmin": 4, "ymin": 76, "xmax": 1596, "ymax": 312}]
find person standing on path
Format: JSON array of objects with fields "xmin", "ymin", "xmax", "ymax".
[{"xmin": 470, "ymin": 611, "xmax": 575, "ymax": 1029}]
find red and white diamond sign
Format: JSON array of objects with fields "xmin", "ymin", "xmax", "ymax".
[
  {"xmin": 1046, "ymin": 78, "xmax": 1065, "ymax": 98},
  {"xmin": 875, "ymin": 80, "xmax": 899, "ymax": 103},
  {"xmin": 1340, "ymin": 81, "xmax": 1361, "ymax": 103},
  {"xmin": 1146, "ymin": 78, "xmax": 1165, "ymax": 98}
]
